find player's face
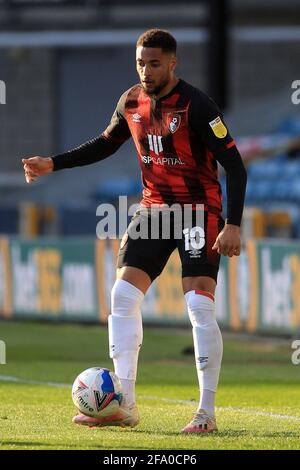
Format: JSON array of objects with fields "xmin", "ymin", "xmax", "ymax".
[{"xmin": 136, "ymin": 46, "xmax": 177, "ymax": 96}]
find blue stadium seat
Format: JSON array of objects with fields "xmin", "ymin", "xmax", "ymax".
[
  {"xmin": 251, "ymin": 180, "xmax": 275, "ymax": 202},
  {"xmin": 272, "ymin": 179, "xmax": 291, "ymax": 201},
  {"xmin": 289, "ymin": 178, "xmax": 300, "ymax": 202},
  {"xmin": 248, "ymin": 160, "xmax": 284, "ymax": 180},
  {"xmin": 281, "ymin": 161, "xmax": 300, "ymax": 178},
  {"xmin": 58, "ymin": 205, "xmax": 97, "ymax": 236},
  {"xmin": 93, "ymin": 177, "xmax": 142, "ymax": 202},
  {"xmin": 0, "ymin": 206, "xmax": 19, "ymax": 234},
  {"xmin": 277, "ymin": 119, "xmax": 300, "ymax": 136}
]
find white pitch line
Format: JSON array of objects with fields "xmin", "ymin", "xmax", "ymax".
[
  {"xmin": 1, "ymin": 375, "xmax": 300, "ymax": 423},
  {"xmin": 139, "ymin": 395, "xmax": 300, "ymax": 422},
  {"xmin": 0, "ymin": 375, "xmax": 70, "ymax": 388}
]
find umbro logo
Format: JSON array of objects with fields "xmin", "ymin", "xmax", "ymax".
[
  {"xmin": 197, "ymin": 356, "xmax": 208, "ymax": 364},
  {"xmin": 188, "ymin": 249, "xmax": 202, "ymax": 258},
  {"xmin": 132, "ymin": 113, "xmax": 141, "ymax": 123}
]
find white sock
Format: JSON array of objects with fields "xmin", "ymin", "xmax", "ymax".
[
  {"xmin": 185, "ymin": 290, "xmax": 223, "ymax": 417},
  {"xmin": 109, "ymin": 279, "xmax": 144, "ymax": 407},
  {"xmin": 199, "ymin": 389, "xmax": 215, "ymax": 416},
  {"xmin": 119, "ymin": 378, "xmax": 136, "ymax": 407}
]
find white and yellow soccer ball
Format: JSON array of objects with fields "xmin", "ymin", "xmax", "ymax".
[{"xmin": 72, "ymin": 367, "xmax": 123, "ymax": 418}]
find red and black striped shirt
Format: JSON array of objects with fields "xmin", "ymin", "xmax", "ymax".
[{"xmin": 52, "ymin": 79, "xmax": 247, "ymax": 225}]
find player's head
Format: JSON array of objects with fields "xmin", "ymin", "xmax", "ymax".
[{"xmin": 136, "ymin": 29, "xmax": 177, "ymax": 96}]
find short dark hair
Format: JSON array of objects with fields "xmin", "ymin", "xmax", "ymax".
[{"xmin": 136, "ymin": 29, "xmax": 177, "ymax": 54}]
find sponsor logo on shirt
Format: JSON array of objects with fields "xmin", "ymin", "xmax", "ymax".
[
  {"xmin": 209, "ymin": 116, "xmax": 228, "ymax": 138},
  {"xmin": 141, "ymin": 155, "xmax": 185, "ymax": 166},
  {"xmin": 147, "ymin": 134, "xmax": 163, "ymax": 155}
]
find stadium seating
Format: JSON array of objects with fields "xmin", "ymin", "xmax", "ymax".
[
  {"xmin": 216, "ymin": 119, "xmax": 300, "ymax": 238},
  {"xmin": 0, "ymin": 206, "xmax": 19, "ymax": 234}
]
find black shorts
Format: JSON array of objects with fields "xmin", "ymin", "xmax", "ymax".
[{"xmin": 117, "ymin": 207, "xmax": 225, "ymax": 283}]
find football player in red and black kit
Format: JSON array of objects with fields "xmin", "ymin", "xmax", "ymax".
[{"xmin": 22, "ymin": 29, "xmax": 247, "ymax": 433}]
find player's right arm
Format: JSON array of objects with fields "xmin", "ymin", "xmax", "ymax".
[{"xmin": 22, "ymin": 91, "xmax": 131, "ymax": 184}]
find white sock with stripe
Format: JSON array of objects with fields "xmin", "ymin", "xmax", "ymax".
[
  {"xmin": 108, "ymin": 279, "xmax": 144, "ymax": 407},
  {"xmin": 184, "ymin": 289, "xmax": 223, "ymax": 417}
]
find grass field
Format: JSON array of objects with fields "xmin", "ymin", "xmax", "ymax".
[{"xmin": 0, "ymin": 320, "xmax": 299, "ymax": 450}]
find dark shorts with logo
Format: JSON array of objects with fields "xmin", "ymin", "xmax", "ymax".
[{"xmin": 117, "ymin": 206, "xmax": 225, "ymax": 283}]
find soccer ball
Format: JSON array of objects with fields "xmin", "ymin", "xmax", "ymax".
[{"xmin": 72, "ymin": 367, "xmax": 123, "ymax": 418}]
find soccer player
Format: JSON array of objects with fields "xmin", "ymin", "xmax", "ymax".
[{"xmin": 22, "ymin": 29, "xmax": 247, "ymax": 433}]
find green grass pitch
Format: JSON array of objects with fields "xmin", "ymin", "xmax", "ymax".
[{"xmin": 0, "ymin": 321, "xmax": 299, "ymax": 450}]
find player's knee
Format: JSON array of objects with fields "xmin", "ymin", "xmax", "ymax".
[
  {"xmin": 109, "ymin": 279, "xmax": 144, "ymax": 360},
  {"xmin": 111, "ymin": 279, "xmax": 144, "ymax": 317},
  {"xmin": 185, "ymin": 290, "xmax": 215, "ymax": 327},
  {"xmin": 183, "ymin": 275, "xmax": 216, "ymax": 294}
]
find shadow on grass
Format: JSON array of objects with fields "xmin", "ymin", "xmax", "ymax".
[
  {"xmin": 0, "ymin": 441, "xmax": 109, "ymax": 449},
  {"xmin": 259, "ymin": 431, "xmax": 300, "ymax": 438},
  {"xmin": 210, "ymin": 430, "xmax": 300, "ymax": 439},
  {"xmin": 133, "ymin": 429, "xmax": 300, "ymax": 439},
  {"xmin": 133, "ymin": 429, "xmax": 250, "ymax": 438}
]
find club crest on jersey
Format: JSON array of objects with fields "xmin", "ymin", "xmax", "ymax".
[
  {"xmin": 167, "ymin": 114, "xmax": 181, "ymax": 133},
  {"xmin": 209, "ymin": 116, "xmax": 228, "ymax": 138}
]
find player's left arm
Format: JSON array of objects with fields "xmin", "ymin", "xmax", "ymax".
[
  {"xmin": 189, "ymin": 91, "xmax": 247, "ymax": 257},
  {"xmin": 212, "ymin": 146, "xmax": 247, "ymax": 257}
]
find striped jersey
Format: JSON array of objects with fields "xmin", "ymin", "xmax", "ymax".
[{"xmin": 103, "ymin": 79, "xmax": 235, "ymax": 212}]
